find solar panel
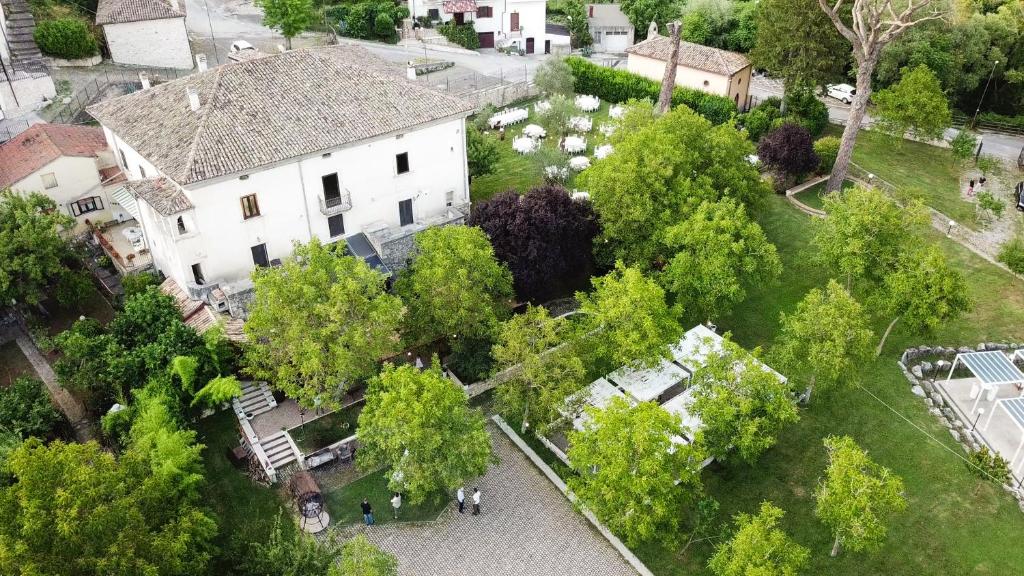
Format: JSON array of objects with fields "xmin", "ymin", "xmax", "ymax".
[
  {"xmin": 959, "ymin": 351, "xmax": 1024, "ymax": 385},
  {"xmin": 1000, "ymin": 397, "xmax": 1024, "ymax": 430}
]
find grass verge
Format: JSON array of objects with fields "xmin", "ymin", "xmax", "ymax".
[{"xmin": 324, "ymin": 470, "xmax": 448, "ymax": 526}]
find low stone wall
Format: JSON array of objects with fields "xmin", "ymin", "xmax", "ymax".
[
  {"xmin": 412, "ymin": 61, "xmax": 455, "ymax": 75},
  {"xmin": 463, "ymin": 81, "xmax": 539, "ymax": 112},
  {"xmin": 47, "ymin": 54, "xmax": 102, "ymax": 67}
]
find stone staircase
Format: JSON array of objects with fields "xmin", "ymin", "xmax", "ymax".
[
  {"xmin": 2, "ymin": 0, "xmax": 49, "ymax": 75},
  {"xmin": 236, "ymin": 380, "xmax": 278, "ymax": 417},
  {"xmin": 259, "ymin": 430, "xmax": 299, "ymax": 469}
]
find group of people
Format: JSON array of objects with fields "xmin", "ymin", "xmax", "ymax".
[
  {"xmin": 967, "ymin": 176, "xmax": 988, "ymax": 197},
  {"xmin": 359, "ymin": 487, "xmax": 482, "ymax": 526}
]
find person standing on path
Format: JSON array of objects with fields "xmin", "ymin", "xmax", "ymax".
[
  {"xmin": 472, "ymin": 487, "xmax": 481, "ymax": 515},
  {"xmin": 390, "ymin": 492, "xmax": 402, "ymax": 519},
  {"xmin": 456, "ymin": 486, "xmax": 465, "ymax": 514},
  {"xmin": 361, "ymin": 498, "xmax": 374, "ymax": 525}
]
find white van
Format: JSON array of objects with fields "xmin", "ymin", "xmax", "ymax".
[{"xmin": 826, "ymin": 83, "xmax": 856, "ymax": 104}]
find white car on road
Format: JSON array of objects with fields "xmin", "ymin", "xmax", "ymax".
[
  {"xmin": 230, "ymin": 40, "xmax": 256, "ymax": 53},
  {"xmin": 826, "ymin": 83, "xmax": 856, "ymax": 104}
]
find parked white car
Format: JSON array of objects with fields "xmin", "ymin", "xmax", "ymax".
[
  {"xmin": 230, "ymin": 40, "xmax": 256, "ymax": 53},
  {"xmin": 826, "ymin": 83, "xmax": 856, "ymax": 104}
]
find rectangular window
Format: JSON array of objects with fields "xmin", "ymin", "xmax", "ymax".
[
  {"xmin": 476, "ymin": 6, "xmax": 492, "ymax": 17},
  {"xmin": 511, "ymin": 12, "xmax": 520, "ymax": 31},
  {"xmin": 251, "ymin": 243, "xmax": 270, "ymax": 268},
  {"xmin": 445, "ymin": 189, "xmax": 454, "ymax": 207},
  {"xmin": 41, "ymin": 173, "xmax": 58, "ymax": 189},
  {"xmin": 240, "ymin": 194, "xmax": 260, "ymax": 219},
  {"xmin": 328, "ymin": 214, "xmax": 345, "ymax": 238},
  {"xmin": 322, "ymin": 173, "xmax": 341, "ymax": 205},
  {"xmin": 191, "ymin": 263, "xmax": 205, "ymax": 285},
  {"xmin": 427, "ymin": 8, "xmax": 439, "ymax": 19},
  {"xmin": 119, "ymin": 149, "xmax": 128, "ymax": 168},
  {"xmin": 139, "ymin": 166, "xmax": 146, "ymax": 178},
  {"xmin": 70, "ymin": 196, "xmax": 104, "ymax": 216},
  {"xmin": 399, "ymin": 199, "xmax": 414, "ymax": 226},
  {"xmin": 395, "ymin": 152, "xmax": 410, "ymax": 175}
]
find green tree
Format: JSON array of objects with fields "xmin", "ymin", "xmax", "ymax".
[
  {"xmin": 874, "ymin": 245, "xmax": 971, "ymax": 355},
  {"xmin": 581, "ymin": 105, "xmax": 766, "ymax": 268},
  {"xmin": 750, "ymin": 0, "xmax": 847, "ymax": 88},
  {"xmin": 255, "ymin": 0, "xmax": 314, "ymax": 49},
  {"xmin": 0, "ymin": 377, "xmax": 63, "ymax": 440},
  {"xmin": 815, "ymin": 435, "xmax": 907, "ymax": 557},
  {"xmin": 243, "ymin": 516, "xmax": 343, "ymax": 576},
  {"xmin": 335, "ymin": 534, "xmax": 398, "ymax": 576},
  {"xmin": 773, "ymin": 280, "xmax": 874, "ymax": 402},
  {"xmin": 534, "ymin": 56, "xmax": 576, "ymax": 96},
  {"xmin": 563, "ymin": 0, "xmax": 593, "ymax": 47},
  {"xmin": 466, "ymin": 125, "xmax": 499, "ymax": 181},
  {"xmin": 0, "ymin": 190, "xmax": 74, "ymax": 307},
  {"xmin": 244, "ymin": 238, "xmax": 404, "ymax": 410},
  {"xmin": 492, "ymin": 305, "xmax": 587, "ymax": 434},
  {"xmin": 813, "ymin": 185, "xmax": 926, "ymax": 290},
  {"xmin": 396, "ymin": 226, "xmax": 513, "ymax": 344},
  {"xmin": 661, "ymin": 198, "xmax": 782, "ymax": 322},
  {"xmin": 111, "ymin": 286, "xmax": 181, "ymax": 349},
  {"xmin": 689, "ymin": 337, "xmax": 799, "ymax": 463},
  {"xmin": 949, "ymin": 130, "xmax": 978, "ymax": 165},
  {"xmin": 567, "ymin": 397, "xmax": 705, "ymax": 546},
  {"xmin": 709, "ymin": 501, "xmax": 810, "ymax": 576},
  {"xmin": 577, "ymin": 262, "xmax": 682, "ymax": 371},
  {"xmin": 998, "ymin": 233, "xmax": 1024, "ymax": 278},
  {"xmin": 357, "ymin": 363, "xmax": 493, "ymax": 504},
  {"xmin": 873, "ymin": 65, "xmax": 952, "ymax": 142},
  {"xmin": 619, "ymin": 0, "xmax": 683, "ymax": 39},
  {"xmin": 538, "ymin": 93, "xmax": 577, "ymax": 138}
]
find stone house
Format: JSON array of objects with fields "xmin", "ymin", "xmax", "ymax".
[
  {"xmin": 96, "ymin": 0, "xmax": 193, "ymax": 69},
  {"xmin": 86, "ymin": 45, "xmax": 474, "ymax": 318},
  {"xmin": 626, "ymin": 33, "xmax": 751, "ymax": 107}
]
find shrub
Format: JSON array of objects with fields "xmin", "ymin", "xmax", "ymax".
[
  {"xmin": 33, "ymin": 18, "xmax": 97, "ymax": 59},
  {"xmin": 949, "ymin": 131, "xmax": 977, "ymax": 163},
  {"xmin": 998, "ymin": 235, "xmax": 1024, "ymax": 276},
  {"xmin": 438, "ymin": 22, "xmax": 480, "ymax": 50},
  {"xmin": 565, "ymin": 56, "xmax": 737, "ymax": 124},
  {"xmin": 757, "ymin": 123, "xmax": 819, "ymax": 185},
  {"xmin": 466, "ymin": 125, "xmax": 499, "ymax": 180},
  {"xmin": 977, "ymin": 111, "xmax": 1024, "ymax": 131},
  {"xmin": 783, "ymin": 84, "xmax": 829, "ymax": 137},
  {"xmin": 967, "ymin": 446, "xmax": 1011, "ymax": 485},
  {"xmin": 976, "ymin": 191, "xmax": 1005, "ymax": 219},
  {"xmin": 739, "ymin": 104, "xmax": 781, "ymax": 142},
  {"xmin": 814, "ymin": 136, "xmax": 841, "ymax": 173},
  {"xmin": 0, "ymin": 376, "xmax": 64, "ymax": 440},
  {"xmin": 447, "ymin": 335, "xmax": 494, "ymax": 383},
  {"xmin": 534, "ymin": 57, "xmax": 575, "ymax": 97},
  {"xmin": 121, "ymin": 271, "xmax": 159, "ymax": 298}
]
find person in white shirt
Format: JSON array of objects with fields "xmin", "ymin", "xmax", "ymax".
[
  {"xmin": 456, "ymin": 486, "xmax": 465, "ymax": 514},
  {"xmin": 390, "ymin": 492, "xmax": 402, "ymax": 519},
  {"xmin": 472, "ymin": 487, "xmax": 481, "ymax": 515}
]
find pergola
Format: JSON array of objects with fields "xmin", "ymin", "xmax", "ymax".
[
  {"xmin": 945, "ymin": 350, "xmax": 1024, "ymax": 414},
  {"xmin": 983, "ymin": 397, "xmax": 1024, "ymax": 475}
]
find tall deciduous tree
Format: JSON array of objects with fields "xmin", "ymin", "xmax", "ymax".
[
  {"xmin": 243, "ymin": 516, "xmax": 345, "ymax": 576},
  {"xmin": 244, "ymin": 238, "xmax": 404, "ymax": 410},
  {"xmin": 255, "ymin": 0, "xmax": 314, "ymax": 49},
  {"xmin": 773, "ymin": 280, "xmax": 875, "ymax": 402},
  {"xmin": 357, "ymin": 363, "xmax": 493, "ymax": 504},
  {"xmin": 492, "ymin": 305, "xmax": 587, "ymax": 434},
  {"xmin": 0, "ymin": 377, "xmax": 63, "ymax": 440},
  {"xmin": 751, "ymin": 0, "xmax": 848, "ymax": 88},
  {"xmin": 577, "ymin": 262, "xmax": 682, "ymax": 371},
  {"xmin": 0, "ymin": 190, "xmax": 74, "ymax": 307},
  {"xmin": 567, "ymin": 397, "xmax": 705, "ymax": 546},
  {"xmin": 466, "ymin": 125, "xmax": 499, "ymax": 181},
  {"xmin": 874, "ymin": 245, "xmax": 970, "ymax": 355},
  {"xmin": 657, "ymin": 21, "xmax": 683, "ymax": 115},
  {"xmin": 619, "ymin": 0, "xmax": 683, "ymax": 39},
  {"xmin": 709, "ymin": 501, "xmax": 810, "ymax": 576},
  {"xmin": 689, "ymin": 337, "xmax": 799, "ymax": 463},
  {"xmin": 533, "ymin": 56, "xmax": 576, "ymax": 96},
  {"xmin": 818, "ymin": 0, "xmax": 947, "ymax": 192},
  {"xmin": 396, "ymin": 226, "xmax": 513, "ymax": 344},
  {"xmin": 873, "ymin": 64, "xmax": 952, "ymax": 142},
  {"xmin": 336, "ymin": 534, "xmax": 398, "ymax": 576},
  {"xmin": 563, "ymin": 0, "xmax": 593, "ymax": 48},
  {"xmin": 661, "ymin": 198, "xmax": 782, "ymax": 322},
  {"xmin": 815, "ymin": 435, "xmax": 907, "ymax": 557},
  {"xmin": 468, "ymin": 186, "xmax": 598, "ymax": 302}
]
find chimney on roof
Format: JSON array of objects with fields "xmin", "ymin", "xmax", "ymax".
[
  {"xmin": 139, "ymin": 72, "xmax": 150, "ymax": 90},
  {"xmin": 406, "ymin": 62, "xmax": 416, "ymax": 81},
  {"xmin": 648, "ymin": 21, "xmax": 659, "ymax": 38},
  {"xmin": 187, "ymin": 87, "xmax": 200, "ymax": 112},
  {"xmin": 195, "ymin": 53, "xmax": 208, "ymax": 72}
]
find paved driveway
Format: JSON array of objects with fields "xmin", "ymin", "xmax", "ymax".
[{"xmin": 348, "ymin": 426, "xmax": 639, "ymax": 576}]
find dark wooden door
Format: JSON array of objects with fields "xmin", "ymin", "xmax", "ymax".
[
  {"xmin": 478, "ymin": 32, "xmax": 495, "ymax": 48},
  {"xmin": 510, "ymin": 12, "xmax": 519, "ymax": 31},
  {"xmin": 454, "ymin": 12, "xmax": 465, "ymax": 25},
  {"xmin": 526, "ymin": 37, "xmax": 534, "ymax": 54},
  {"xmin": 544, "ymin": 39, "xmax": 551, "ymax": 54}
]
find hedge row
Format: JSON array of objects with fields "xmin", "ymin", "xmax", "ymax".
[
  {"xmin": 438, "ymin": 22, "xmax": 480, "ymax": 50},
  {"xmin": 565, "ymin": 56, "xmax": 737, "ymax": 124},
  {"xmin": 34, "ymin": 17, "xmax": 97, "ymax": 60}
]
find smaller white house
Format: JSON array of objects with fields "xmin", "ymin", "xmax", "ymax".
[
  {"xmin": 410, "ymin": 0, "xmax": 547, "ymax": 53},
  {"xmin": 587, "ymin": 3, "xmax": 634, "ymax": 53},
  {"xmin": 0, "ymin": 123, "xmax": 128, "ymax": 232},
  {"xmin": 626, "ymin": 32, "xmax": 751, "ymax": 108},
  {"xmin": 97, "ymin": 0, "xmax": 193, "ymax": 69}
]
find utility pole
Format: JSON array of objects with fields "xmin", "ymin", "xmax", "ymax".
[{"xmin": 971, "ymin": 60, "xmax": 999, "ymax": 129}]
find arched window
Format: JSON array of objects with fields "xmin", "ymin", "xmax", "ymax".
[{"xmin": 177, "ymin": 216, "xmax": 187, "ymax": 235}]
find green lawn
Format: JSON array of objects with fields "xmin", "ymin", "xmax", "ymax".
[
  {"xmin": 289, "ymin": 403, "xmax": 362, "ymax": 455},
  {"xmin": 324, "ymin": 470, "xmax": 448, "ymax": 526},
  {"xmin": 827, "ymin": 125, "xmax": 978, "ymax": 228},
  {"xmin": 470, "ymin": 98, "xmax": 613, "ymax": 202},
  {"xmin": 633, "ymin": 196, "xmax": 1024, "ymax": 575},
  {"xmin": 0, "ymin": 342, "xmax": 35, "ymax": 388},
  {"xmin": 194, "ymin": 410, "xmax": 294, "ymax": 572},
  {"xmin": 792, "ymin": 178, "xmax": 856, "ymax": 212}
]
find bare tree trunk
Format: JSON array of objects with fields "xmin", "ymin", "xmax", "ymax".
[
  {"xmin": 803, "ymin": 375, "xmax": 816, "ymax": 404},
  {"xmin": 876, "ymin": 315, "xmax": 901, "ymax": 357},
  {"xmin": 656, "ymin": 22, "xmax": 682, "ymax": 115},
  {"xmin": 831, "ymin": 534, "xmax": 842, "ymax": 557},
  {"xmin": 826, "ymin": 58, "xmax": 876, "ymax": 192}
]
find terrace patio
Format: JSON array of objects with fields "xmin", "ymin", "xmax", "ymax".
[{"xmin": 94, "ymin": 219, "xmax": 153, "ymax": 274}]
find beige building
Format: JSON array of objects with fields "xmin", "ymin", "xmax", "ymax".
[{"xmin": 626, "ymin": 34, "xmax": 751, "ymax": 108}]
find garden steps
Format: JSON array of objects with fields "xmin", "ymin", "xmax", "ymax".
[
  {"xmin": 236, "ymin": 381, "xmax": 276, "ymax": 417},
  {"xmin": 259, "ymin": 431, "xmax": 298, "ymax": 469},
  {"xmin": 2, "ymin": 0, "xmax": 48, "ymax": 74}
]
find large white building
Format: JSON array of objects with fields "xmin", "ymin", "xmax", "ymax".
[
  {"xmin": 87, "ymin": 45, "xmax": 474, "ymax": 317},
  {"xmin": 96, "ymin": 0, "xmax": 193, "ymax": 69},
  {"xmin": 409, "ymin": 0, "xmax": 547, "ymax": 53},
  {"xmin": 0, "ymin": 124, "xmax": 128, "ymax": 233}
]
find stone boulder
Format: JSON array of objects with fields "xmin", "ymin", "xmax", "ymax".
[
  {"xmin": 950, "ymin": 429, "xmax": 961, "ymax": 442},
  {"xmin": 911, "ymin": 385, "xmax": 926, "ymax": 397},
  {"xmin": 911, "ymin": 365, "xmax": 924, "ymax": 379}
]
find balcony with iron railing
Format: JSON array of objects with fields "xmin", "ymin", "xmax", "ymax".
[{"xmin": 319, "ymin": 189, "xmax": 352, "ymax": 215}]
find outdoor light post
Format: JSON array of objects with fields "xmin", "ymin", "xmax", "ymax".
[
  {"xmin": 946, "ymin": 220, "xmax": 957, "ymax": 237},
  {"xmin": 972, "ymin": 408, "xmax": 985, "ymax": 432}
]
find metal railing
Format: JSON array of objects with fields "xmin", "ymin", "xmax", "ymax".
[
  {"xmin": 953, "ymin": 112, "xmax": 1024, "ymax": 137},
  {"xmin": 318, "ymin": 190, "xmax": 352, "ymax": 215}
]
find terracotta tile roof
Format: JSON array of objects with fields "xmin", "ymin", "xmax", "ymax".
[
  {"xmin": 124, "ymin": 177, "xmax": 193, "ymax": 215},
  {"xmin": 627, "ymin": 36, "xmax": 750, "ymax": 76},
  {"xmin": 443, "ymin": 0, "xmax": 477, "ymax": 13},
  {"xmin": 96, "ymin": 0, "xmax": 185, "ymax": 25},
  {"xmin": 99, "ymin": 166, "xmax": 127, "ymax": 185},
  {"xmin": 159, "ymin": 278, "xmax": 246, "ymax": 343},
  {"xmin": 87, "ymin": 45, "xmax": 475, "ymax": 185},
  {"xmin": 0, "ymin": 124, "xmax": 108, "ymax": 189}
]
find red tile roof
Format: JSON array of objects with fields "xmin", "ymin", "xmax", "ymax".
[{"xmin": 0, "ymin": 124, "xmax": 109, "ymax": 189}]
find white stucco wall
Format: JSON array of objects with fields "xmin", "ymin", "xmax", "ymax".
[
  {"xmin": 102, "ymin": 116, "xmax": 470, "ymax": 289},
  {"xmin": 9, "ymin": 156, "xmax": 119, "ymax": 232},
  {"xmin": 103, "ymin": 17, "xmax": 193, "ymax": 69},
  {"xmin": 627, "ymin": 53, "xmax": 748, "ymax": 103},
  {"xmin": 410, "ymin": 0, "xmax": 546, "ymax": 52}
]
